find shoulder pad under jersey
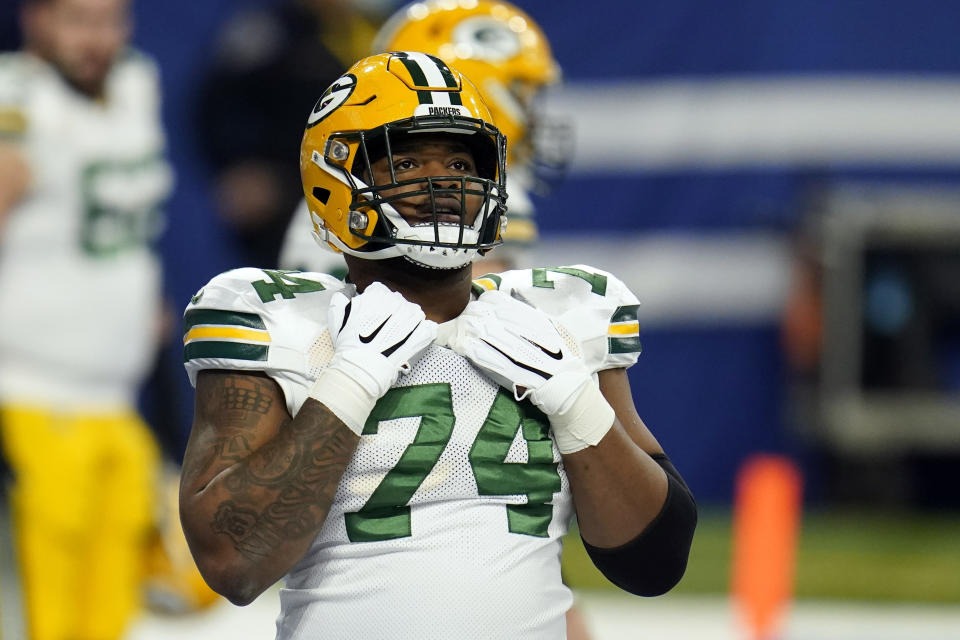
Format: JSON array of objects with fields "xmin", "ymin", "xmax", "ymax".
[{"xmin": 472, "ymin": 265, "xmax": 642, "ymax": 372}]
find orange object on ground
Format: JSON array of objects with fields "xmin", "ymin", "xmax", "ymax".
[{"xmin": 731, "ymin": 454, "xmax": 803, "ymax": 640}]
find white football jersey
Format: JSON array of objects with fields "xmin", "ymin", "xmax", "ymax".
[
  {"xmin": 183, "ymin": 265, "xmax": 641, "ymax": 640},
  {"xmin": 0, "ymin": 51, "xmax": 172, "ymax": 407}
]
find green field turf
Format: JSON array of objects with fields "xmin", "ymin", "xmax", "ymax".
[{"xmin": 562, "ymin": 507, "xmax": 960, "ymax": 603}]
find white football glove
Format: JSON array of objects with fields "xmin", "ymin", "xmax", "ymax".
[
  {"xmin": 452, "ymin": 290, "xmax": 614, "ymax": 454},
  {"xmin": 309, "ymin": 282, "xmax": 437, "ymax": 434}
]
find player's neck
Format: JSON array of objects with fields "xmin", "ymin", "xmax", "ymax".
[
  {"xmin": 345, "ymin": 256, "xmax": 472, "ymax": 323},
  {"xmin": 26, "ymin": 49, "xmax": 109, "ymax": 101}
]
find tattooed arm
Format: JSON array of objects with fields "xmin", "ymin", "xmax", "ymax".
[{"xmin": 179, "ymin": 370, "xmax": 359, "ymax": 606}]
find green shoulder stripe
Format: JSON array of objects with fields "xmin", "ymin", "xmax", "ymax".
[
  {"xmin": 471, "ymin": 273, "xmax": 502, "ymax": 298},
  {"xmin": 183, "ymin": 309, "xmax": 265, "ymax": 334},
  {"xmin": 608, "ymin": 304, "xmax": 642, "ymax": 355},
  {"xmin": 183, "ymin": 341, "xmax": 268, "ymax": 363},
  {"xmin": 610, "ymin": 304, "xmax": 639, "ymax": 324},
  {"xmin": 609, "ymin": 335, "xmax": 642, "ymax": 355}
]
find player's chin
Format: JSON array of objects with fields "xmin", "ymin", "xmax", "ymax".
[{"xmin": 65, "ymin": 65, "xmax": 110, "ymax": 96}]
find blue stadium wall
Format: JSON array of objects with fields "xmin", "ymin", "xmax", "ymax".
[{"xmin": 120, "ymin": 0, "xmax": 960, "ymax": 503}]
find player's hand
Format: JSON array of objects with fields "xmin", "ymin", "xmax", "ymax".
[
  {"xmin": 327, "ymin": 282, "xmax": 437, "ymax": 395},
  {"xmin": 309, "ymin": 282, "xmax": 437, "ymax": 434},
  {"xmin": 452, "ymin": 290, "xmax": 583, "ymax": 411},
  {"xmin": 451, "ymin": 290, "xmax": 614, "ymax": 453}
]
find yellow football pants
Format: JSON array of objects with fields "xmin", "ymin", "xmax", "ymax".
[{"xmin": 1, "ymin": 405, "xmax": 159, "ymax": 640}]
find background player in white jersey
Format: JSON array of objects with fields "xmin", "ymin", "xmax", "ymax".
[
  {"xmin": 277, "ymin": 0, "xmax": 569, "ymax": 278},
  {"xmin": 180, "ymin": 52, "xmax": 696, "ymax": 639},
  {"xmin": 0, "ymin": 0, "xmax": 177, "ymax": 638}
]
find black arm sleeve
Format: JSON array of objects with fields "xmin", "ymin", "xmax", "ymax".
[{"xmin": 581, "ymin": 454, "xmax": 697, "ymax": 597}]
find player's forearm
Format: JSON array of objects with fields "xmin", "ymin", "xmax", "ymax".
[
  {"xmin": 180, "ymin": 399, "xmax": 359, "ymax": 605},
  {"xmin": 567, "ymin": 432, "xmax": 697, "ymax": 596},
  {"xmin": 563, "ymin": 424, "xmax": 669, "ymax": 547}
]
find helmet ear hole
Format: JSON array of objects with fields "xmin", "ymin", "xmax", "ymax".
[
  {"xmin": 312, "ymin": 187, "xmax": 331, "ymax": 204},
  {"xmin": 351, "ymin": 132, "xmax": 387, "ymax": 182}
]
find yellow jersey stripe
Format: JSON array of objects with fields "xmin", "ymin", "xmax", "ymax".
[
  {"xmin": 0, "ymin": 108, "xmax": 27, "ymax": 136},
  {"xmin": 474, "ymin": 278, "xmax": 498, "ymax": 291},
  {"xmin": 608, "ymin": 322, "xmax": 640, "ymax": 337},
  {"xmin": 183, "ymin": 326, "xmax": 271, "ymax": 345}
]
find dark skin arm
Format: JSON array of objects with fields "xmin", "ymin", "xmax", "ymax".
[
  {"xmin": 562, "ymin": 368, "xmax": 670, "ymax": 548},
  {"xmin": 179, "ymin": 370, "xmax": 359, "ymax": 605}
]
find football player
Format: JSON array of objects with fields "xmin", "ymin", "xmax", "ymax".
[
  {"xmin": 180, "ymin": 52, "xmax": 696, "ymax": 639},
  {"xmin": 277, "ymin": 0, "xmax": 569, "ymax": 278},
  {"xmin": 366, "ymin": 5, "xmax": 589, "ymax": 632},
  {"xmin": 0, "ymin": 0, "xmax": 209, "ymax": 638}
]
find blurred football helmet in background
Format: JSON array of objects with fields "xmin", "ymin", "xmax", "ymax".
[
  {"xmin": 373, "ymin": 0, "xmax": 571, "ymax": 252},
  {"xmin": 374, "ymin": 0, "xmax": 564, "ymax": 170}
]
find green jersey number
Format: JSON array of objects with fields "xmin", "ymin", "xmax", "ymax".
[
  {"xmin": 472, "ymin": 267, "xmax": 608, "ymax": 297},
  {"xmin": 252, "ymin": 270, "xmax": 326, "ymax": 303},
  {"xmin": 469, "ymin": 390, "xmax": 561, "ymax": 537},
  {"xmin": 532, "ymin": 267, "xmax": 608, "ymax": 296},
  {"xmin": 80, "ymin": 155, "xmax": 169, "ymax": 257},
  {"xmin": 345, "ymin": 384, "xmax": 455, "ymax": 542},
  {"xmin": 345, "ymin": 384, "xmax": 561, "ymax": 542}
]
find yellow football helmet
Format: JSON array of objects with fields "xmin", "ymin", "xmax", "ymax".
[
  {"xmin": 373, "ymin": 0, "xmax": 564, "ymax": 172},
  {"xmin": 300, "ymin": 51, "xmax": 507, "ymax": 270}
]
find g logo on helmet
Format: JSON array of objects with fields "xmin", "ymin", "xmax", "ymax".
[
  {"xmin": 451, "ymin": 17, "xmax": 522, "ymax": 62},
  {"xmin": 306, "ymin": 74, "xmax": 357, "ymax": 128}
]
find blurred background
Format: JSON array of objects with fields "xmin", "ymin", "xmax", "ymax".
[{"xmin": 2, "ymin": 0, "xmax": 959, "ymax": 638}]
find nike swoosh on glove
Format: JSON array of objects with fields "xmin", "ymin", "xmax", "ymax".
[
  {"xmin": 451, "ymin": 289, "xmax": 614, "ymax": 453},
  {"xmin": 309, "ymin": 282, "xmax": 437, "ymax": 434}
]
